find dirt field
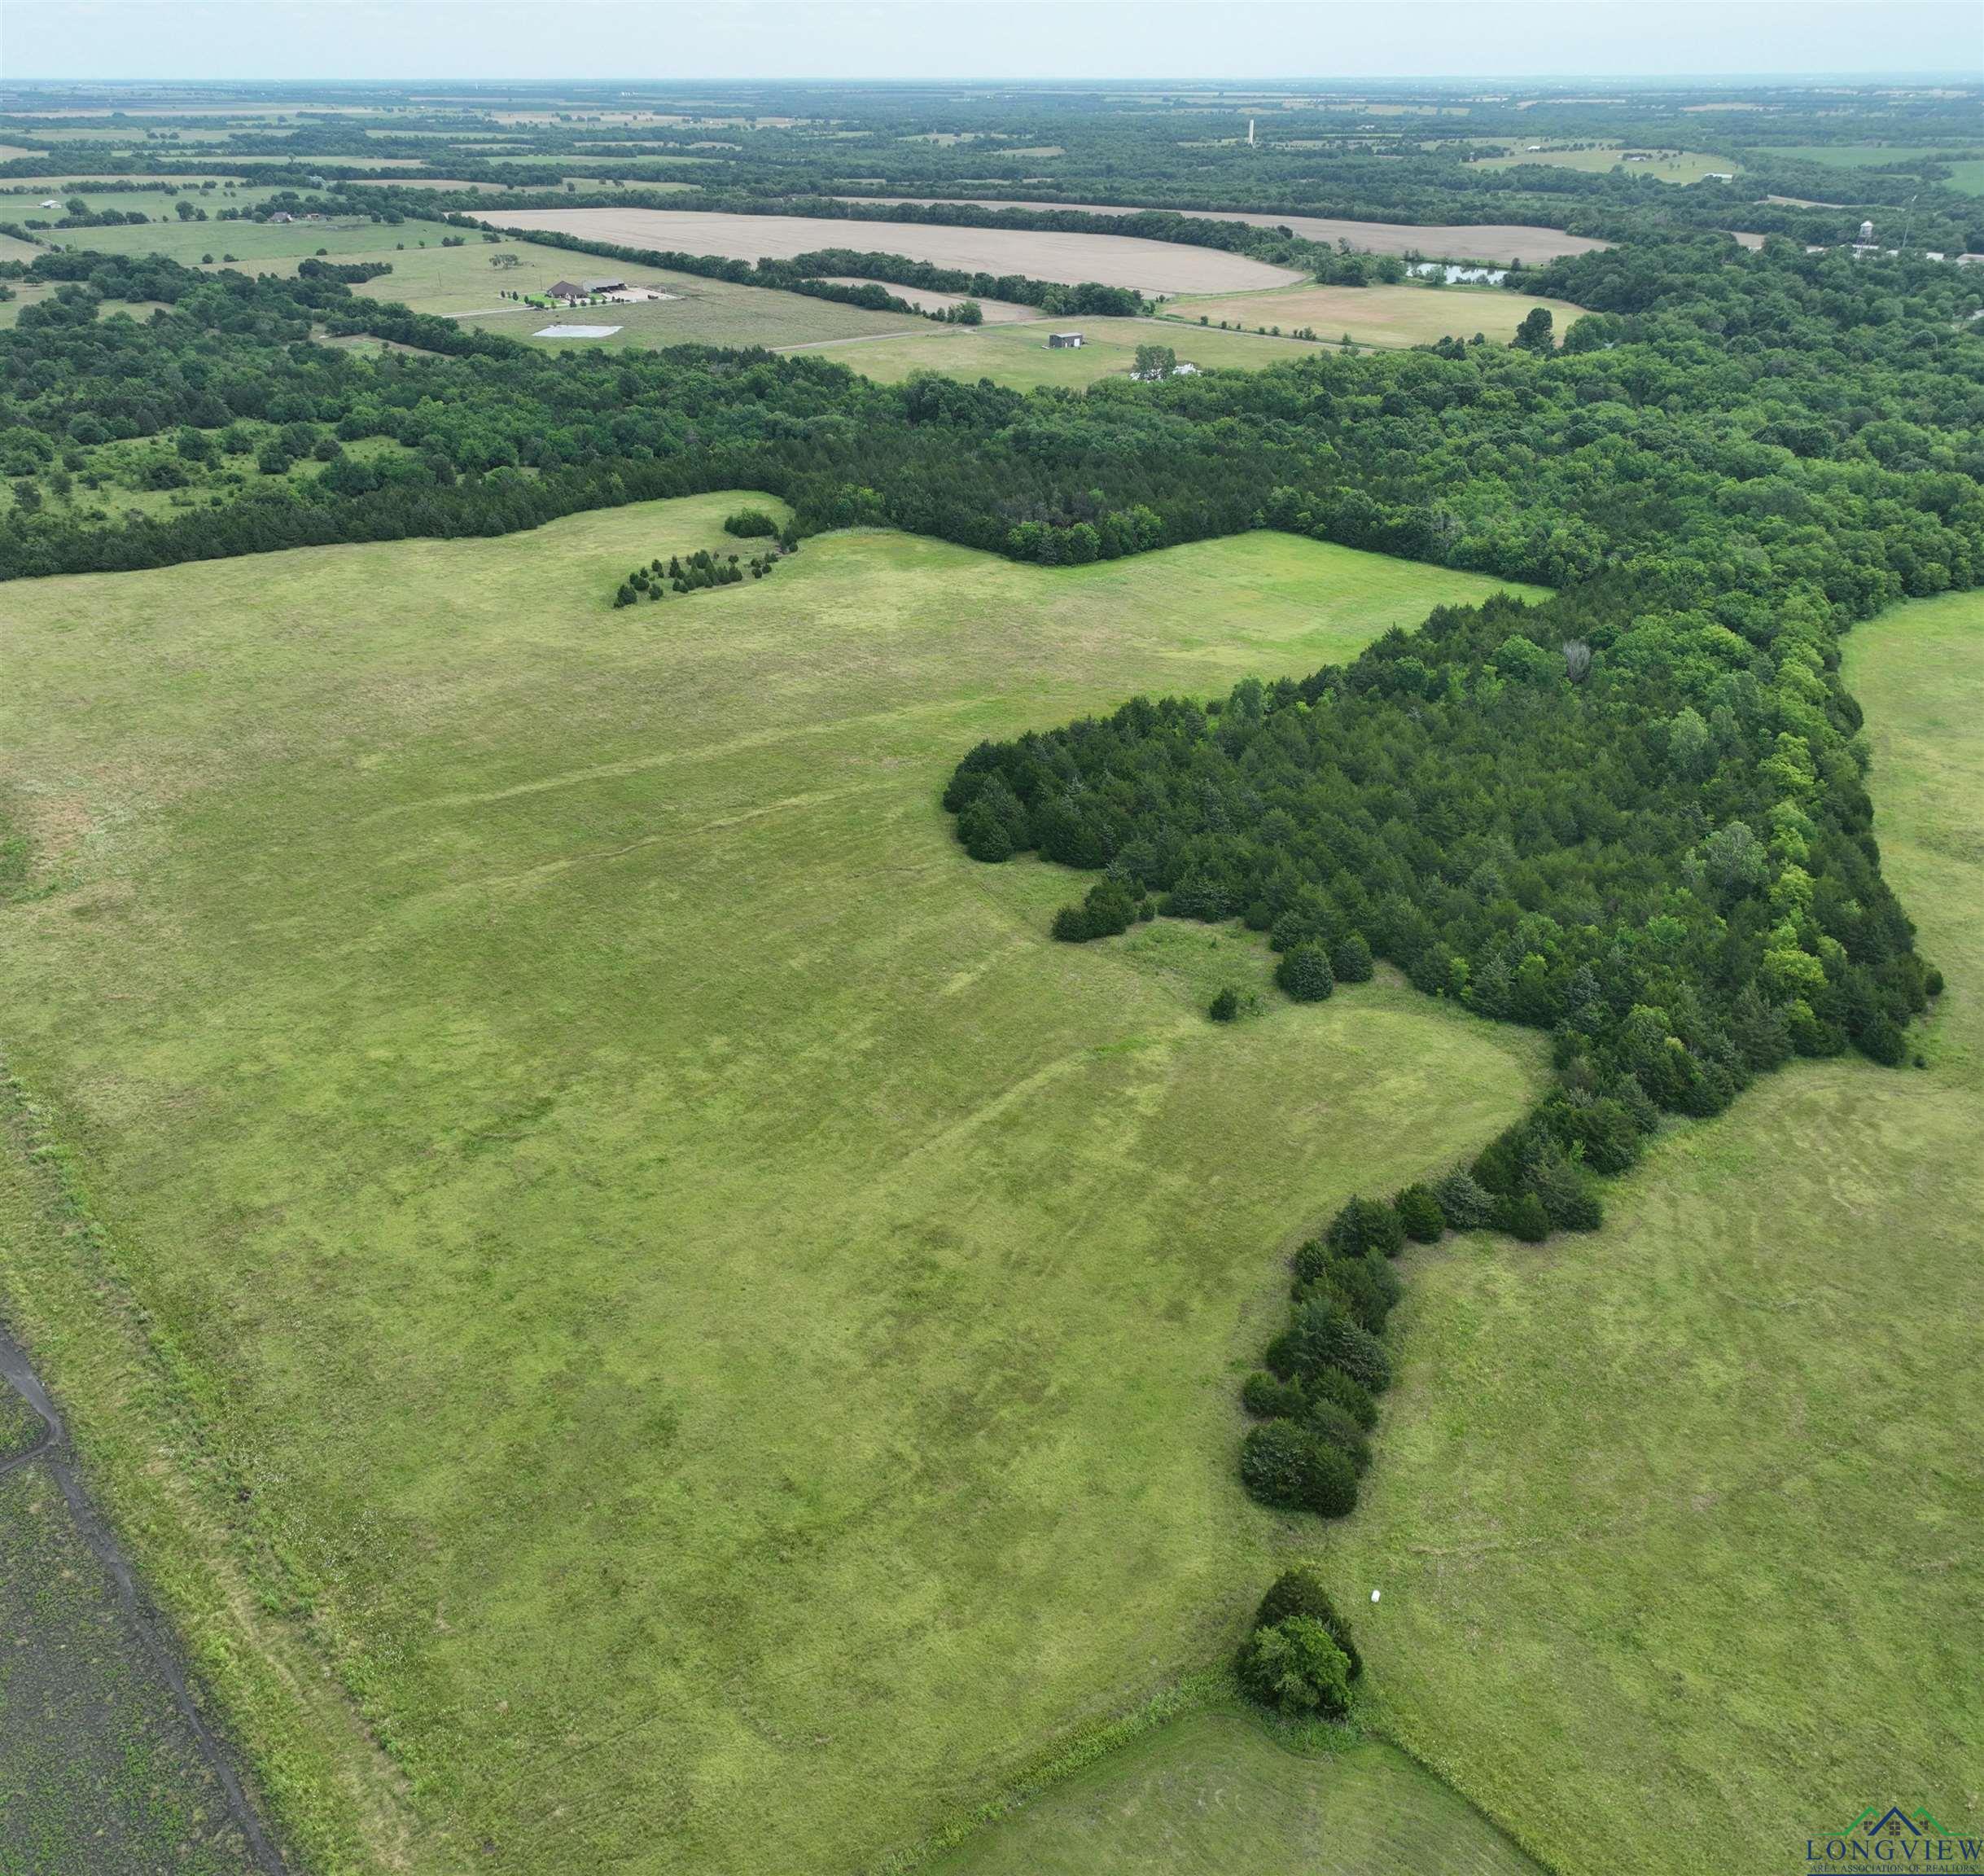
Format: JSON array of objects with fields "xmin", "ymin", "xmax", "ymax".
[
  {"xmin": 839, "ymin": 199, "xmax": 1612, "ymax": 266},
  {"xmin": 476, "ymin": 207, "xmax": 1304, "ymax": 293},
  {"xmin": 813, "ymin": 278, "xmax": 1039, "ymax": 321}
]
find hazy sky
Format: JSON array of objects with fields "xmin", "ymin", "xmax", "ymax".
[{"xmin": 6, "ymin": 1, "xmax": 1980, "ymax": 85}]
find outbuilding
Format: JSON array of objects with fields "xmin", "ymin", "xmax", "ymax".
[{"xmin": 1047, "ymin": 331, "xmax": 1084, "ymax": 348}]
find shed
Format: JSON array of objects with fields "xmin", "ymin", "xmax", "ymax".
[
  {"xmin": 1047, "ymin": 331, "xmax": 1084, "ymax": 348},
  {"xmin": 582, "ymin": 277, "xmax": 627, "ymax": 293}
]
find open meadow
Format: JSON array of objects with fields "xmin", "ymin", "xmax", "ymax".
[
  {"xmin": 0, "ymin": 500, "xmax": 1548, "ymax": 1876},
  {"xmin": 925, "ymin": 589, "xmax": 1984, "ymax": 1876},
  {"xmin": 1471, "ymin": 145, "xmax": 1735, "ymax": 183},
  {"xmin": 476, "ymin": 204, "xmax": 1307, "ymax": 292},
  {"xmin": 1161, "ymin": 281, "xmax": 1588, "ymax": 348},
  {"xmin": 817, "ymin": 315, "xmax": 1316, "ymax": 386},
  {"xmin": 837, "ymin": 199, "xmax": 1614, "ymax": 265}
]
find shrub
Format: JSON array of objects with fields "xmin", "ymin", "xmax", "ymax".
[
  {"xmin": 1431, "ymin": 1169, "xmax": 1494, "ymax": 1229},
  {"xmin": 613, "ymin": 582, "xmax": 637, "ymax": 607},
  {"xmin": 1326, "ymin": 1195, "xmax": 1404, "ymax": 1260},
  {"xmin": 1494, "ymin": 1189, "xmax": 1552, "ymax": 1242},
  {"xmin": 723, "ymin": 508, "xmax": 779, "ymax": 537},
  {"xmin": 1394, "ymin": 1183, "xmax": 1446, "ymax": 1243},
  {"xmin": 1275, "ymin": 943, "xmax": 1334, "ymax": 1002},
  {"xmin": 957, "ymin": 797, "xmax": 1014, "ymax": 861},
  {"xmin": 1332, "ymin": 932, "xmax": 1375, "ymax": 982},
  {"xmin": 1238, "ymin": 1421, "xmax": 1358, "ymax": 1516},
  {"xmin": 1309, "ymin": 1365, "xmax": 1377, "ymax": 1431},
  {"xmin": 1235, "ymin": 1615, "xmax": 1352, "ymax": 1716},
  {"xmin": 1315, "ymin": 1251, "xmax": 1397, "ymax": 1336},
  {"xmin": 1241, "ymin": 1371, "xmax": 1306, "ymax": 1419},
  {"xmin": 1286, "ymin": 1297, "xmax": 1392, "ymax": 1393},
  {"xmin": 1253, "ymin": 1565, "xmax": 1364, "ymax": 1679},
  {"xmin": 1307, "ymin": 1400, "xmax": 1371, "ymax": 1473},
  {"xmin": 1291, "ymin": 1236, "xmax": 1330, "ymax": 1288},
  {"xmin": 1209, "ymin": 987, "xmax": 1240, "ymax": 1023},
  {"xmin": 1053, "ymin": 876, "xmax": 1140, "ymax": 943}
]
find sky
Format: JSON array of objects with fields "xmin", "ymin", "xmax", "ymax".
[{"xmin": 4, "ymin": 0, "xmax": 1980, "ymax": 85}]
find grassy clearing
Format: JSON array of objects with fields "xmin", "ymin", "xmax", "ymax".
[
  {"xmin": 1473, "ymin": 146, "xmax": 1734, "ymax": 184},
  {"xmin": 1161, "ymin": 282, "xmax": 1588, "ymax": 349},
  {"xmin": 823, "ymin": 315, "xmax": 1316, "ymax": 386},
  {"xmin": 935, "ymin": 1712, "xmax": 1540, "ymax": 1875},
  {"xmin": 0, "ymin": 501, "xmax": 1544, "ymax": 1876}
]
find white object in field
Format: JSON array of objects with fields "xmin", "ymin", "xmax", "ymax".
[
  {"xmin": 1371, "ymin": 1589, "xmax": 1382, "ymax": 1603},
  {"xmin": 534, "ymin": 324, "xmax": 623, "ymax": 339},
  {"xmin": 1247, "ymin": 118, "xmax": 1255, "ymax": 147}
]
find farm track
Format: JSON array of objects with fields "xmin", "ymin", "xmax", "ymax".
[{"xmin": 0, "ymin": 1320, "xmax": 290, "ymax": 1876}]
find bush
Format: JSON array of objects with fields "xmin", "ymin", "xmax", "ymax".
[
  {"xmin": 1241, "ymin": 1370, "xmax": 1306, "ymax": 1419},
  {"xmin": 1209, "ymin": 987, "xmax": 1240, "ymax": 1023},
  {"xmin": 723, "ymin": 508, "xmax": 779, "ymax": 537},
  {"xmin": 1332, "ymin": 933, "xmax": 1375, "ymax": 982},
  {"xmin": 1053, "ymin": 876, "xmax": 1140, "ymax": 943},
  {"xmin": 1431, "ymin": 1169, "xmax": 1494, "ymax": 1229},
  {"xmin": 1286, "ymin": 1296, "xmax": 1392, "ymax": 1393},
  {"xmin": 1291, "ymin": 1236, "xmax": 1330, "ymax": 1288},
  {"xmin": 1315, "ymin": 1251, "xmax": 1399, "ymax": 1336},
  {"xmin": 1394, "ymin": 1183, "xmax": 1446, "ymax": 1243},
  {"xmin": 1326, "ymin": 1195, "xmax": 1404, "ymax": 1260},
  {"xmin": 1493, "ymin": 1189, "xmax": 1553, "ymax": 1242},
  {"xmin": 1307, "ymin": 1400, "xmax": 1371, "ymax": 1473},
  {"xmin": 1252, "ymin": 1565, "xmax": 1363, "ymax": 1679},
  {"xmin": 1235, "ymin": 1615, "xmax": 1352, "ymax": 1716},
  {"xmin": 1238, "ymin": 1421, "xmax": 1358, "ymax": 1516},
  {"xmin": 1275, "ymin": 943, "xmax": 1334, "ymax": 1002},
  {"xmin": 1309, "ymin": 1364, "xmax": 1377, "ymax": 1431}
]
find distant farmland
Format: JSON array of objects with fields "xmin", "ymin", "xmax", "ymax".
[
  {"xmin": 834, "ymin": 199, "xmax": 1613, "ymax": 266},
  {"xmin": 476, "ymin": 205, "xmax": 1305, "ymax": 292},
  {"xmin": 1167, "ymin": 281, "xmax": 1589, "ymax": 348}
]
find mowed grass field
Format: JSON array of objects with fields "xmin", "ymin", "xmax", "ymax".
[
  {"xmin": 1162, "ymin": 282, "xmax": 1588, "ymax": 349},
  {"xmin": 1472, "ymin": 145, "xmax": 1735, "ymax": 184},
  {"xmin": 822, "ymin": 315, "xmax": 1316, "ymax": 386},
  {"xmin": 0, "ymin": 502, "xmax": 1547, "ymax": 1876},
  {"xmin": 918, "ymin": 590, "xmax": 1984, "ymax": 1876},
  {"xmin": 937, "ymin": 1716, "xmax": 1539, "ymax": 1876}
]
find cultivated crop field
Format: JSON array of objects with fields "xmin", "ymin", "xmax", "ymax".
[
  {"xmin": 0, "ymin": 500, "xmax": 1548, "ymax": 1876},
  {"xmin": 840, "ymin": 199, "xmax": 1614, "ymax": 265},
  {"xmin": 1161, "ymin": 282, "xmax": 1589, "ymax": 349},
  {"xmin": 476, "ymin": 205, "xmax": 1307, "ymax": 292}
]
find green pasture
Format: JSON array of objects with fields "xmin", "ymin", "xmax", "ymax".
[
  {"xmin": 1765, "ymin": 144, "xmax": 1984, "ymax": 191},
  {"xmin": 937, "ymin": 1714, "xmax": 1539, "ymax": 1875},
  {"xmin": 825, "ymin": 314, "xmax": 1315, "ymax": 386},
  {"xmin": 0, "ymin": 505, "xmax": 1545, "ymax": 1876},
  {"xmin": 1473, "ymin": 145, "xmax": 1734, "ymax": 183}
]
